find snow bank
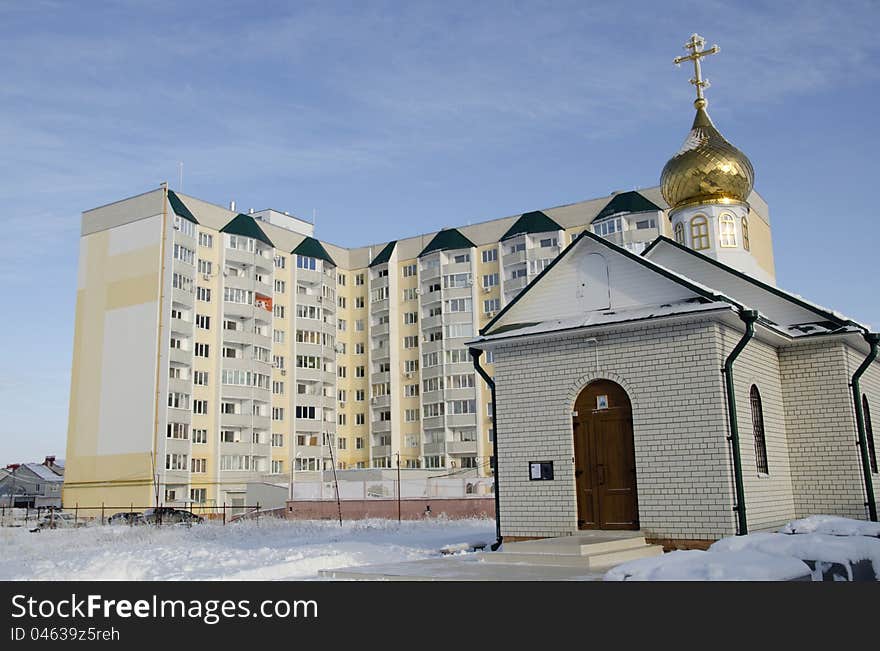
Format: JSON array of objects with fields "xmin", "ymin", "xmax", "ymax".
[
  {"xmin": 603, "ymin": 549, "xmax": 810, "ymax": 581},
  {"xmin": 779, "ymin": 515, "xmax": 880, "ymax": 538},
  {"xmin": 0, "ymin": 516, "xmax": 495, "ymax": 581},
  {"xmin": 710, "ymin": 532, "xmax": 880, "ymax": 581}
]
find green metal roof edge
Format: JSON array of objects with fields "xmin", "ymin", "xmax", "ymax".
[
  {"xmin": 479, "ymin": 232, "xmax": 743, "ymax": 337},
  {"xmin": 292, "ymin": 236, "xmax": 336, "ymax": 266},
  {"xmin": 369, "ymin": 240, "xmax": 397, "ymax": 267},
  {"xmin": 500, "ymin": 211, "xmax": 562, "ymax": 241},
  {"xmin": 595, "ymin": 191, "xmax": 662, "ymax": 221},
  {"xmin": 167, "ymin": 190, "xmax": 199, "ymax": 224},
  {"xmin": 418, "ymin": 229, "xmax": 476, "ymax": 257},
  {"xmin": 220, "ymin": 213, "xmax": 274, "ymax": 248},
  {"xmin": 642, "ymin": 236, "xmax": 860, "ymax": 331}
]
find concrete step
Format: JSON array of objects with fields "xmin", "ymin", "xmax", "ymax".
[
  {"xmin": 585, "ymin": 544, "xmax": 664, "ymax": 569},
  {"xmin": 495, "ymin": 533, "xmax": 649, "ymax": 558}
]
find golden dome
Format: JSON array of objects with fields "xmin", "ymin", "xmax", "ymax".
[{"xmin": 660, "ymin": 100, "xmax": 754, "ymax": 212}]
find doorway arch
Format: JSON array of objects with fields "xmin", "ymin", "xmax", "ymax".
[{"xmin": 572, "ymin": 379, "xmax": 639, "ymax": 530}]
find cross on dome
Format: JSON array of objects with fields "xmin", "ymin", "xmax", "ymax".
[{"xmin": 673, "ymin": 33, "xmax": 720, "ymax": 109}]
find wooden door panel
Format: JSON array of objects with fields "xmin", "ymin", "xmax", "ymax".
[{"xmin": 574, "ymin": 381, "xmax": 638, "ymax": 531}]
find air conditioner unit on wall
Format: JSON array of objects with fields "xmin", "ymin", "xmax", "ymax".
[
  {"xmin": 482, "ymin": 286, "xmax": 491, "ymax": 293},
  {"xmin": 486, "ymin": 311, "xmax": 496, "ymax": 318},
  {"xmin": 203, "ymin": 274, "xmax": 211, "ymax": 281}
]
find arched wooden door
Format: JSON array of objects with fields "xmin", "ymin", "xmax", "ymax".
[{"xmin": 572, "ymin": 380, "xmax": 639, "ymax": 530}]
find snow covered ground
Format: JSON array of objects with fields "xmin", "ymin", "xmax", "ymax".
[
  {"xmin": 605, "ymin": 516, "xmax": 880, "ymax": 581},
  {"xmin": 0, "ymin": 517, "xmax": 495, "ymax": 581}
]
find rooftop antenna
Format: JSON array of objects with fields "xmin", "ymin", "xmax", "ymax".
[
  {"xmin": 312, "ymin": 208, "xmax": 317, "ymax": 225},
  {"xmin": 178, "ymin": 162, "xmax": 184, "ymax": 192}
]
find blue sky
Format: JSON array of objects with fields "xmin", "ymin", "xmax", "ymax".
[{"xmin": 2, "ymin": 0, "xmax": 878, "ymax": 463}]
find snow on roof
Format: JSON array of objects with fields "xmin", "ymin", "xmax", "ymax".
[
  {"xmin": 472, "ymin": 300, "xmax": 733, "ymax": 344},
  {"xmin": 779, "ymin": 515, "xmax": 880, "ymax": 538},
  {"xmin": 603, "ymin": 549, "xmax": 811, "ymax": 581},
  {"xmin": 22, "ymin": 463, "xmax": 64, "ymax": 482},
  {"xmin": 710, "ymin": 532, "xmax": 880, "ymax": 581}
]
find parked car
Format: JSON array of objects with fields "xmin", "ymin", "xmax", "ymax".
[
  {"xmin": 29, "ymin": 512, "xmax": 85, "ymax": 532},
  {"xmin": 143, "ymin": 507, "xmax": 204, "ymax": 525},
  {"xmin": 107, "ymin": 511, "xmax": 145, "ymax": 526}
]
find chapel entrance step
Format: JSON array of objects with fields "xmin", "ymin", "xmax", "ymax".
[{"xmin": 482, "ymin": 531, "xmax": 663, "ymax": 568}]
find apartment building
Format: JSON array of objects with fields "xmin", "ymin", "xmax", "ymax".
[{"xmin": 63, "ymin": 185, "xmax": 773, "ymax": 509}]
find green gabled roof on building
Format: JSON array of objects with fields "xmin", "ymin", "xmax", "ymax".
[
  {"xmin": 167, "ymin": 190, "xmax": 198, "ymax": 224},
  {"xmin": 292, "ymin": 236, "xmax": 336, "ymax": 266},
  {"xmin": 369, "ymin": 240, "xmax": 397, "ymax": 267},
  {"xmin": 500, "ymin": 211, "xmax": 561, "ymax": 240},
  {"xmin": 220, "ymin": 213, "xmax": 274, "ymax": 247},
  {"xmin": 595, "ymin": 191, "xmax": 661, "ymax": 221},
  {"xmin": 418, "ymin": 228, "xmax": 475, "ymax": 257}
]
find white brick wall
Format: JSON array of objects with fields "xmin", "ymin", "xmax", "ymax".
[
  {"xmin": 718, "ymin": 324, "xmax": 796, "ymax": 532},
  {"xmin": 779, "ymin": 342, "xmax": 868, "ymax": 519},
  {"xmin": 492, "ymin": 319, "xmax": 737, "ymax": 541},
  {"xmin": 844, "ymin": 346, "xmax": 880, "ymax": 511}
]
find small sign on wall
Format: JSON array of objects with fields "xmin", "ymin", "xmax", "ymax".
[{"xmin": 529, "ymin": 461, "xmax": 554, "ymax": 481}]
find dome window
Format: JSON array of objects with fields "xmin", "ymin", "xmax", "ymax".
[
  {"xmin": 674, "ymin": 222, "xmax": 685, "ymax": 245},
  {"xmin": 690, "ymin": 215, "xmax": 710, "ymax": 251},
  {"xmin": 719, "ymin": 214, "xmax": 737, "ymax": 248}
]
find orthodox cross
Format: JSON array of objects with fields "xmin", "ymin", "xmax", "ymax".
[{"xmin": 673, "ymin": 33, "xmax": 719, "ymax": 104}]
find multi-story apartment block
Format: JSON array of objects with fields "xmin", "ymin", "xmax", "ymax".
[{"xmin": 64, "ymin": 185, "xmax": 773, "ymax": 509}]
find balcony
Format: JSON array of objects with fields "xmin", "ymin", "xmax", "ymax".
[
  {"xmin": 447, "ymin": 440, "xmax": 478, "ymax": 455},
  {"xmin": 447, "ymin": 413, "xmax": 477, "ymax": 429},
  {"xmin": 370, "ymin": 275, "xmax": 389, "ymax": 290},
  {"xmin": 442, "ymin": 261, "xmax": 472, "ymax": 275},
  {"xmin": 419, "ymin": 290, "xmax": 442, "ymax": 305},
  {"xmin": 169, "ymin": 316, "xmax": 192, "ymax": 335},
  {"xmin": 224, "ymin": 301, "xmax": 255, "ymax": 319},
  {"xmin": 169, "ymin": 347, "xmax": 192, "ymax": 365},
  {"xmin": 171, "ymin": 287, "xmax": 194, "ymax": 307},
  {"xmin": 370, "ymin": 394, "xmax": 390, "ymax": 409},
  {"xmin": 370, "ymin": 370, "xmax": 391, "ymax": 385},
  {"xmin": 502, "ymin": 250, "xmax": 527, "ymax": 266},
  {"xmin": 371, "ymin": 444, "xmax": 391, "ymax": 458},
  {"xmin": 296, "ymin": 268, "xmax": 322, "ymax": 286},
  {"xmin": 422, "ymin": 389, "xmax": 443, "ymax": 404},
  {"xmin": 423, "ymin": 416, "xmax": 444, "ymax": 431},
  {"xmin": 222, "ymin": 327, "xmax": 253, "ymax": 346},
  {"xmin": 419, "ymin": 264, "xmax": 441, "ymax": 280},
  {"xmin": 444, "ymin": 387, "xmax": 477, "ymax": 401},
  {"xmin": 371, "ymin": 345, "xmax": 390, "ymax": 361},
  {"xmin": 370, "ymin": 322, "xmax": 389, "ymax": 337},
  {"xmin": 371, "ymin": 420, "xmax": 392, "ymax": 433},
  {"xmin": 221, "ymin": 384, "xmax": 270, "ymax": 401},
  {"xmin": 224, "ymin": 274, "xmax": 253, "ymax": 292},
  {"xmin": 225, "ymin": 247, "xmax": 254, "ymax": 268},
  {"xmin": 421, "ymin": 314, "xmax": 443, "ymax": 330},
  {"xmin": 423, "ymin": 442, "xmax": 446, "ymax": 455},
  {"xmin": 220, "ymin": 413, "xmax": 256, "ymax": 429},
  {"xmin": 295, "ymin": 366, "xmax": 323, "ymax": 382},
  {"xmin": 168, "ymin": 377, "xmax": 192, "ymax": 396},
  {"xmin": 504, "ymin": 275, "xmax": 528, "ymax": 292},
  {"xmin": 421, "ymin": 339, "xmax": 443, "ymax": 355}
]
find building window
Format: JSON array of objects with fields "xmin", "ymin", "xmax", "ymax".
[
  {"xmin": 355, "ymin": 273, "xmax": 365, "ymax": 286},
  {"xmin": 719, "ymin": 213, "xmax": 737, "ymax": 248},
  {"xmin": 355, "ymin": 437, "xmax": 364, "ymax": 449},
  {"xmin": 402, "ymin": 263, "xmax": 417, "ymax": 277},
  {"xmin": 742, "ymin": 217, "xmax": 750, "ymax": 251},
  {"xmin": 690, "ymin": 215, "xmax": 710, "ymax": 251},
  {"xmin": 750, "ymin": 385, "xmax": 769, "ymax": 474},
  {"xmin": 198, "ymin": 232, "xmax": 213, "ymax": 248},
  {"xmin": 482, "ymin": 249, "xmax": 497, "ymax": 263},
  {"xmin": 196, "ymin": 287, "xmax": 211, "ymax": 302},
  {"xmin": 674, "ymin": 222, "xmax": 685, "ymax": 245},
  {"xmin": 190, "ymin": 488, "xmax": 207, "ymax": 503},
  {"xmin": 864, "ymin": 395, "xmax": 877, "ymax": 474}
]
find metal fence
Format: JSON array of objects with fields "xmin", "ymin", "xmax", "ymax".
[{"xmin": 0, "ymin": 503, "xmax": 263, "ymax": 529}]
